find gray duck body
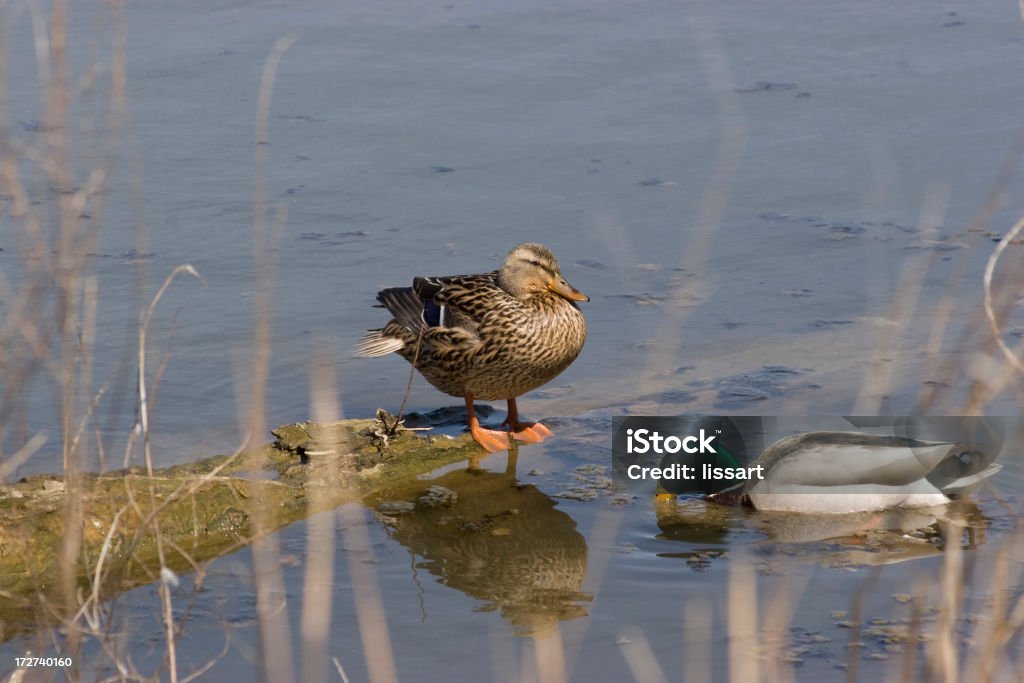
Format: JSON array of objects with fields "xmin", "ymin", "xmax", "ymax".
[{"xmin": 711, "ymin": 431, "xmax": 1002, "ymax": 513}]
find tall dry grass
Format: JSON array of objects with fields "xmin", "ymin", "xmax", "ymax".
[
  {"xmin": 2, "ymin": 5, "xmax": 272, "ymax": 681},
  {"xmin": 0, "ymin": 0, "xmax": 125, "ymax": 673}
]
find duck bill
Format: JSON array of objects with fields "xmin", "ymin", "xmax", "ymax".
[{"xmin": 549, "ymin": 279, "xmax": 590, "ymax": 302}]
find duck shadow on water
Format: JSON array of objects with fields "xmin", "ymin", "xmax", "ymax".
[{"xmin": 364, "ymin": 445, "xmax": 591, "ymax": 637}]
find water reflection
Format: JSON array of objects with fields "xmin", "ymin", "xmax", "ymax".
[
  {"xmin": 654, "ymin": 495, "xmax": 992, "ymax": 569},
  {"xmin": 366, "ymin": 448, "xmax": 591, "ymax": 636}
]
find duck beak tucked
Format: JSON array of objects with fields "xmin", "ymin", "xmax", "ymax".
[{"xmin": 549, "ymin": 278, "xmax": 590, "ymax": 302}]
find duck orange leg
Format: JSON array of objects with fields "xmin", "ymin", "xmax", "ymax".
[
  {"xmin": 465, "ymin": 395, "xmax": 511, "ymax": 452},
  {"xmin": 503, "ymin": 397, "xmax": 553, "ymax": 443}
]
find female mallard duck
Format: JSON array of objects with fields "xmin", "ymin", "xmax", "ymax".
[
  {"xmin": 709, "ymin": 432, "xmax": 1002, "ymax": 513},
  {"xmin": 355, "ymin": 243, "xmax": 588, "ymax": 452}
]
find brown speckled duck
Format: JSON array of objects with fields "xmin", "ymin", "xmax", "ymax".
[{"xmin": 355, "ymin": 243, "xmax": 588, "ymax": 452}]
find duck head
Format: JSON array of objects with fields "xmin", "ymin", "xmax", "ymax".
[{"xmin": 496, "ymin": 242, "xmax": 590, "ymax": 302}]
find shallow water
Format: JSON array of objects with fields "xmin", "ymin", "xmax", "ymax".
[
  {"xmin": 3, "ymin": 425, "xmax": 1021, "ymax": 681},
  {"xmin": 2, "ymin": 0, "xmax": 1024, "ymax": 680}
]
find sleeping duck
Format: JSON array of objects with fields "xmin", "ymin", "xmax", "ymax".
[
  {"xmin": 356, "ymin": 243, "xmax": 588, "ymax": 452},
  {"xmin": 709, "ymin": 431, "xmax": 1002, "ymax": 513}
]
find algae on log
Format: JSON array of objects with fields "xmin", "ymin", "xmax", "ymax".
[{"xmin": 0, "ymin": 416, "xmax": 480, "ymax": 642}]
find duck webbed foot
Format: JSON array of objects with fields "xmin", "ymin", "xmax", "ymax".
[
  {"xmin": 502, "ymin": 398, "xmax": 553, "ymax": 443},
  {"xmin": 465, "ymin": 394, "xmax": 511, "ymax": 452},
  {"xmin": 470, "ymin": 423, "xmax": 513, "ymax": 452},
  {"xmin": 507, "ymin": 421, "xmax": 552, "ymax": 443}
]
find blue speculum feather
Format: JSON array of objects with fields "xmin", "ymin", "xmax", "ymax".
[{"xmin": 422, "ymin": 301, "xmax": 444, "ymax": 328}]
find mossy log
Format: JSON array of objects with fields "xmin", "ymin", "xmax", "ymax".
[{"xmin": 0, "ymin": 415, "xmax": 480, "ymax": 642}]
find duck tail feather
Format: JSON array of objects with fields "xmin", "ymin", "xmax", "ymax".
[
  {"xmin": 377, "ymin": 287, "xmax": 429, "ymax": 333},
  {"xmin": 354, "ymin": 330, "xmax": 406, "ymax": 357}
]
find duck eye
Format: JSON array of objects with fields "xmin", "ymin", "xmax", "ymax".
[{"xmin": 529, "ymin": 260, "xmax": 542, "ymax": 267}]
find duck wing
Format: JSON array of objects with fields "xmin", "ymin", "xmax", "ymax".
[
  {"xmin": 355, "ymin": 272, "xmax": 497, "ymax": 357},
  {"xmin": 412, "ymin": 272, "xmax": 503, "ymax": 333},
  {"xmin": 372, "ymin": 272, "xmax": 497, "ymax": 334}
]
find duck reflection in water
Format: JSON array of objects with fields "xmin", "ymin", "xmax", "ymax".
[
  {"xmin": 655, "ymin": 493, "xmax": 993, "ymax": 570},
  {"xmin": 366, "ymin": 446, "xmax": 591, "ymax": 637}
]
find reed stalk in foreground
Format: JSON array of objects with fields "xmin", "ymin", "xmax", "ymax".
[{"xmin": 0, "ymin": 0, "xmax": 126, "ymax": 676}]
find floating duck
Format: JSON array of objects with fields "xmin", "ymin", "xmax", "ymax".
[
  {"xmin": 356, "ymin": 243, "xmax": 588, "ymax": 452},
  {"xmin": 709, "ymin": 432, "xmax": 1002, "ymax": 513}
]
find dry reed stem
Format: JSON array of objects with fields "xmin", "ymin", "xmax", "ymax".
[
  {"xmin": 683, "ymin": 594, "xmax": 712, "ymax": 683},
  {"xmin": 922, "ymin": 129, "xmax": 1024, "ymax": 412},
  {"xmin": 0, "ymin": 2, "xmax": 129, "ymax": 676},
  {"xmin": 728, "ymin": 555, "xmax": 758, "ymax": 683},
  {"xmin": 301, "ymin": 345, "xmax": 344, "ymax": 683},
  {"xmin": 618, "ymin": 626, "xmax": 667, "ymax": 683},
  {"xmin": 963, "ymin": 529, "xmax": 1023, "ymax": 683},
  {"xmin": 560, "ymin": 506, "xmax": 625, "ymax": 680},
  {"xmin": 332, "ymin": 656, "xmax": 353, "ymax": 683},
  {"xmin": 968, "ymin": 131, "xmax": 1024, "ymax": 234},
  {"xmin": 928, "ymin": 521, "xmax": 964, "ymax": 683},
  {"xmin": 392, "ymin": 327, "xmax": 424, "ymax": 430},
  {"xmin": 843, "ymin": 566, "xmax": 881, "ymax": 683},
  {"xmin": 644, "ymin": 10, "xmax": 749, "ymax": 382},
  {"xmin": 852, "ymin": 249, "xmax": 932, "ymax": 413},
  {"xmin": 3, "ymin": 7, "xmax": 225, "ymax": 659},
  {"xmin": 571, "ymin": 7, "xmax": 751, "ymax": 421},
  {"xmin": 761, "ymin": 569, "xmax": 806, "ymax": 683},
  {"xmin": 529, "ymin": 629, "xmax": 568, "ymax": 683},
  {"xmin": 982, "ymin": 214, "xmax": 1024, "ymax": 374},
  {"xmin": 916, "ymin": 264, "xmax": 965, "ymax": 410},
  {"xmin": 341, "ymin": 504, "xmax": 398, "ymax": 683},
  {"xmin": 892, "ymin": 580, "xmax": 927, "ymax": 683},
  {"xmin": 247, "ymin": 30, "xmax": 299, "ymax": 683},
  {"xmin": 137, "ymin": 265, "xmax": 202, "ymax": 683},
  {"xmin": 0, "ymin": 431, "xmax": 47, "ymax": 482},
  {"xmin": 853, "ymin": 184, "xmax": 947, "ymax": 413}
]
